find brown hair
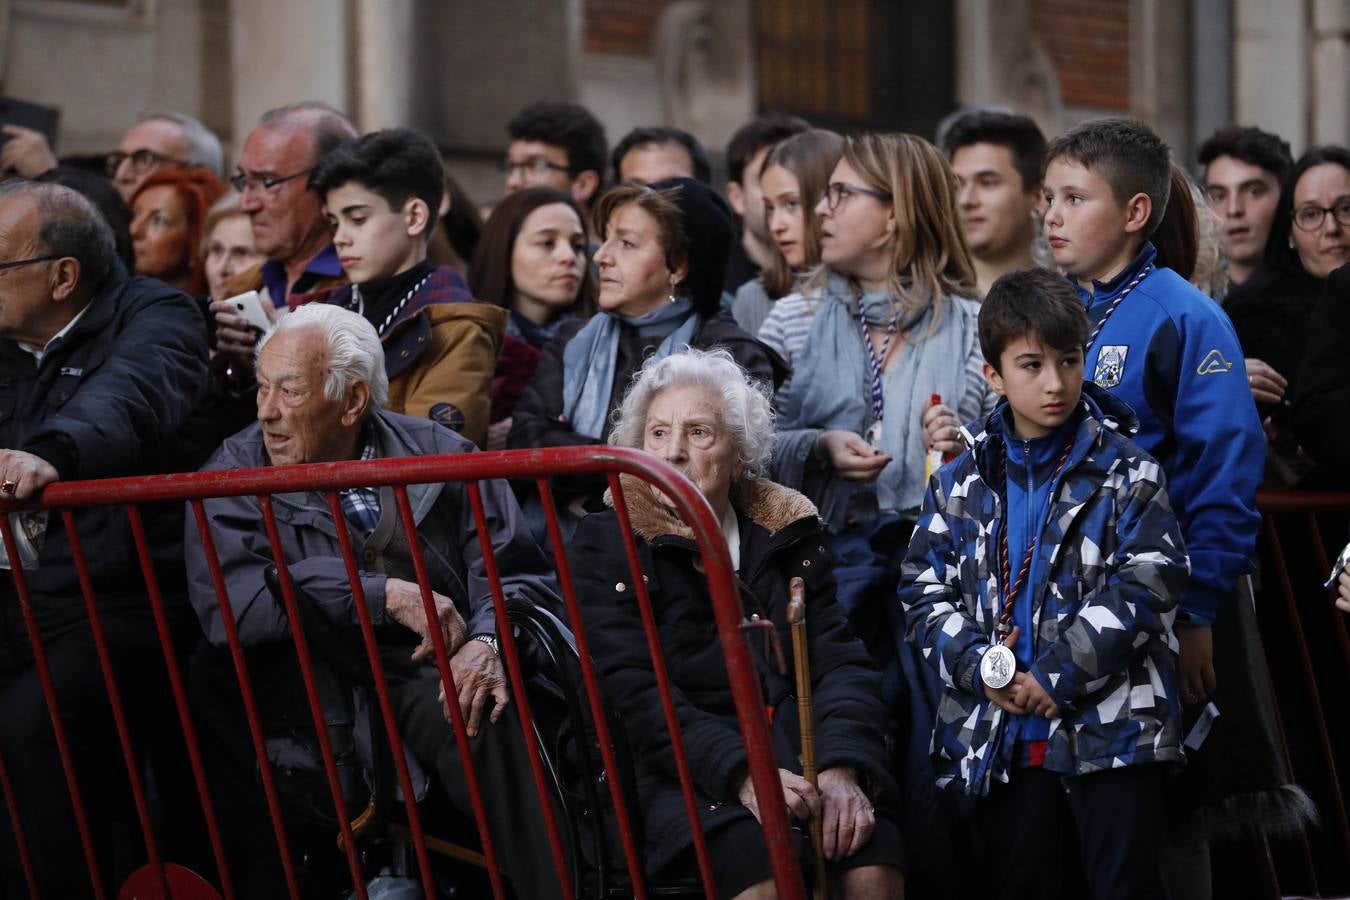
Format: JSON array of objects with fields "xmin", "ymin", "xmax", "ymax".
[
  {"xmin": 592, "ymin": 182, "xmax": 690, "ymax": 291},
  {"xmin": 468, "ymin": 186, "xmax": 596, "ymax": 319},
  {"xmin": 1151, "ymin": 163, "xmax": 1199, "ymax": 281},
  {"xmin": 805, "ymin": 133, "xmax": 977, "ymax": 329},
  {"xmin": 759, "ymin": 129, "xmax": 844, "ymax": 299},
  {"xmin": 131, "ymin": 166, "xmax": 227, "ymax": 295}
]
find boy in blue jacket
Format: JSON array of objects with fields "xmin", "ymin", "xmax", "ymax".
[
  {"xmin": 902, "ymin": 268, "xmax": 1189, "ymax": 900},
  {"xmin": 1040, "ymin": 118, "xmax": 1264, "ymax": 707}
]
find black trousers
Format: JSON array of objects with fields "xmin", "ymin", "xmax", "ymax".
[
  {"xmin": 0, "ymin": 615, "xmax": 165, "ymax": 898},
  {"xmin": 971, "ymin": 765, "xmax": 1170, "ymax": 900}
]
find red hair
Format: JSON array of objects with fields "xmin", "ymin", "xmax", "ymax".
[{"xmin": 130, "ymin": 167, "xmax": 227, "ymax": 295}]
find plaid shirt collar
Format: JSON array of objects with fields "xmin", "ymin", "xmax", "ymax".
[{"xmin": 339, "ymin": 427, "xmax": 381, "ymax": 534}]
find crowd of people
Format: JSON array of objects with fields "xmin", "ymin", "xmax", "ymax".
[{"xmin": 0, "ymin": 91, "xmax": 1345, "ymax": 900}]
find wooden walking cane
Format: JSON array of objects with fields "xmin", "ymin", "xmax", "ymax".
[{"xmin": 788, "ymin": 576, "xmax": 828, "ymax": 900}]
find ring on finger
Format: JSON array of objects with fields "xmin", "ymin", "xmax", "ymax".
[{"xmin": 0, "ymin": 479, "xmax": 16, "ymax": 495}]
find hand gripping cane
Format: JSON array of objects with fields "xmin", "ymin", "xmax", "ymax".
[{"xmin": 788, "ymin": 576, "xmax": 828, "ymax": 900}]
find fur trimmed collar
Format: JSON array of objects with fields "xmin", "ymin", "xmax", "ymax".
[{"xmin": 606, "ymin": 474, "xmax": 818, "ymax": 543}]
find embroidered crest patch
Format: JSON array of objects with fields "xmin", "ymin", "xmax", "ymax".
[
  {"xmin": 428, "ymin": 402, "xmax": 466, "ymax": 432},
  {"xmin": 1094, "ymin": 345, "xmax": 1129, "ymax": 388},
  {"xmin": 1196, "ymin": 349, "xmax": 1234, "ymax": 375}
]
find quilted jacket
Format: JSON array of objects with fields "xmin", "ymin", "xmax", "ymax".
[{"xmin": 899, "ymin": 383, "xmax": 1189, "ymax": 796}]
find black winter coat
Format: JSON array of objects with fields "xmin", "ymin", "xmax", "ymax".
[
  {"xmin": 570, "ymin": 475, "xmax": 894, "ymax": 871},
  {"xmin": 0, "ymin": 266, "xmax": 210, "ymax": 657},
  {"xmin": 1291, "ymin": 262, "xmax": 1350, "ymax": 481}
]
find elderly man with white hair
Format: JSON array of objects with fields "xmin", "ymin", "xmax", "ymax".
[{"xmin": 185, "ymin": 303, "xmax": 562, "ymax": 899}]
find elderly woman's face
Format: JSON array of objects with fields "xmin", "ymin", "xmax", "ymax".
[
  {"xmin": 595, "ymin": 203, "xmax": 685, "ymax": 318},
  {"xmin": 205, "ymin": 213, "xmax": 266, "ymax": 300},
  {"xmin": 643, "ymin": 384, "xmax": 740, "ymax": 517}
]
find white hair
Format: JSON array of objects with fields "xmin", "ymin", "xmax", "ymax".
[
  {"xmin": 256, "ymin": 304, "xmax": 389, "ymax": 407},
  {"xmin": 138, "ymin": 109, "xmax": 224, "ymax": 177},
  {"xmin": 609, "ymin": 347, "xmax": 776, "ymax": 478}
]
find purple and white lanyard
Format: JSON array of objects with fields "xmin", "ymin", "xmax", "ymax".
[
  {"xmin": 858, "ymin": 299, "xmax": 902, "ymax": 442},
  {"xmin": 1085, "ymin": 263, "xmax": 1155, "ymax": 354}
]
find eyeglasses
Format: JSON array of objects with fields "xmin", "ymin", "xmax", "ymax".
[
  {"xmin": 104, "ymin": 149, "xmax": 188, "ymax": 178},
  {"xmin": 230, "ymin": 168, "xmax": 314, "ymax": 194},
  {"xmin": 0, "ymin": 255, "xmax": 60, "ymax": 273},
  {"xmin": 821, "ymin": 182, "xmax": 892, "ymax": 212},
  {"xmin": 500, "ymin": 157, "xmax": 570, "ymax": 177},
  {"xmin": 1292, "ymin": 199, "xmax": 1350, "ymax": 232}
]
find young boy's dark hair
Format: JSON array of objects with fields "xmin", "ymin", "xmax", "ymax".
[
  {"xmin": 611, "ymin": 126, "xmax": 712, "ymax": 184},
  {"xmin": 978, "ymin": 267, "xmax": 1089, "ymax": 368},
  {"xmin": 725, "ymin": 112, "xmax": 810, "ymax": 185},
  {"xmin": 939, "ymin": 109, "xmax": 1048, "ymax": 190},
  {"xmin": 1197, "ymin": 125, "xmax": 1293, "ymax": 179},
  {"xmin": 1044, "ymin": 117, "xmax": 1172, "ymax": 237},
  {"xmin": 506, "ymin": 101, "xmax": 608, "ymax": 180},
  {"xmin": 309, "ymin": 127, "xmax": 444, "ymax": 238}
]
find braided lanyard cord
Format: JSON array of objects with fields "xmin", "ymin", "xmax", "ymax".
[
  {"xmin": 996, "ymin": 437, "xmax": 1075, "ymax": 640},
  {"xmin": 349, "ymin": 272, "xmax": 436, "ymax": 337},
  {"xmin": 857, "ymin": 298, "xmax": 902, "ymax": 424},
  {"xmin": 1084, "ymin": 263, "xmax": 1155, "ymax": 353}
]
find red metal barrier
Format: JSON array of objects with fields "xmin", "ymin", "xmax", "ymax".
[
  {"xmin": 0, "ymin": 447, "xmax": 807, "ymax": 900},
  {"xmin": 1254, "ymin": 489, "xmax": 1350, "ymax": 897}
]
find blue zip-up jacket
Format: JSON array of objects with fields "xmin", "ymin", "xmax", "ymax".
[
  {"xmin": 900, "ymin": 384, "xmax": 1189, "ymax": 796},
  {"xmin": 1075, "ymin": 243, "xmax": 1262, "ymax": 624}
]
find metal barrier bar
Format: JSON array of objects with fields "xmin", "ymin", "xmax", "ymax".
[
  {"xmin": 188, "ymin": 499, "xmax": 303, "ymax": 900},
  {"xmin": 391, "ymin": 484, "xmax": 508, "ymax": 900},
  {"xmin": 0, "ymin": 515, "xmax": 107, "ymax": 898},
  {"xmin": 258, "ymin": 496, "xmax": 369, "ymax": 900},
  {"xmin": 324, "ymin": 489, "xmax": 437, "ymax": 900},
  {"xmin": 0, "ymin": 748, "xmax": 38, "ymax": 898},
  {"xmin": 466, "ymin": 480, "xmax": 576, "ymax": 900},
  {"xmin": 126, "ymin": 505, "xmax": 235, "ymax": 900},
  {"xmin": 60, "ymin": 509, "xmax": 169, "ymax": 898},
  {"xmin": 535, "ymin": 477, "xmax": 649, "ymax": 897}
]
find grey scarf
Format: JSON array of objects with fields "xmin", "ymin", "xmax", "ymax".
[
  {"xmin": 785, "ymin": 271, "xmax": 974, "ymax": 512},
  {"xmin": 562, "ymin": 298, "xmax": 701, "ymax": 439}
]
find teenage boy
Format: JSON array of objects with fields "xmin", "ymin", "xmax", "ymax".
[
  {"xmin": 310, "ymin": 128, "xmax": 507, "ymax": 447},
  {"xmin": 901, "ymin": 267, "xmax": 1189, "ymax": 900},
  {"xmin": 1198, "ymin": 125, "xmax": 1293, "ymax": 292},
  {"xmin": 1040, "ymin": 118, "xmax": 1263, "ymax": 715},
  {"xmin": 940, "ymin": 110, "xmax": 1047, "ymax": 297}
]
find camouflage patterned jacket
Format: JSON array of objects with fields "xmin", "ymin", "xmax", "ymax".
[{"xmin": 899, "ymin": 384, "xmax": 1188, "ymax": 796}]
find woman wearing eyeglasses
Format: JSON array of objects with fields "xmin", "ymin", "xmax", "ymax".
[
  {"xmin": 764, "ymin": 132, "xmax": 993, "ymax": 532},
  {"xmin": 1225, "ymin": 144, "xmax": 1350, "ymax": 477}
]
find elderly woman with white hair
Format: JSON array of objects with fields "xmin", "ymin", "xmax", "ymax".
[{"xmin": 571, "ymin": 348, "xmax": 905, "ymax": 899}]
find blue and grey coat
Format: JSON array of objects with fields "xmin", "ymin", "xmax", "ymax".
[{"xmin": 899, "ymin": 384, "xmax": 1189, "ymax": 796}]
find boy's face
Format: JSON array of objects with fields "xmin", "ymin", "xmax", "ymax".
[
  {"xmin": 984, "ymin": 335, "xmax": 1084, "ymax": 439},
  {"xmin": 326, "ymin": 182, "xmax": 424, "ymax": 284},
  {"xmin": 1203, "ymin": 155, "xmax": 1282, "ymax": 272},
  {"xmin": 951, "ymin": 142, "xmax": 1041, "ymax": 260},
  {"xmin": 1043, "ymin": 158, "xmax": 1146, "ymax": 285}
]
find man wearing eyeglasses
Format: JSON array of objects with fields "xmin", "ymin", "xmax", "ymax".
[
  {"xmin": 502, "ymin": 101, "xmax": 607, "ymax": 226},
  {"xmin": 1, "ymin": 109, "xmax": 223, "ymax": 204},
  {"xmin": 0, "ymin": 180, "xmax": 210, "ymax": 896},
  {"xmin": 211, "ymin": 102, "xmax": 358, "ymax": 363}
]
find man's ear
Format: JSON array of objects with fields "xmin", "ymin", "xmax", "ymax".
[
  {"xmin": 983, "ymin": 361, "xmax": 1007, "ymax": 397},
  {"xmin": 342, "ymin": 380, "xmax": 372, "ymax": 426},
  {"xmin": 571, "ymin": 170, "xmax": 600, "ymax": 207},
  {"xmin": 726, "ymin": 181, "xmax": 746, "ymax": 216},
  {"xmin": 49, "ymin": 257, "xmax": 81, "ymax": 303},
  {"xmin": 405, "ymin": 198, "xmax": 432, "ymax": 240},
  {"xmin": 1123, "ymin": 191, "xmax": 1153, "ymax": 235}
]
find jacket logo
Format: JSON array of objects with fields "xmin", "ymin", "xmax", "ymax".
[
  {"xmin": 1094, "ymin": 345, "xmax": 1128, "ymax": 389},
  {"xmin": 58, "ymin": 367, "xmax": 83, "ymax": 377},
  {"xmin": 1196, "ymin": 349, "xmax": 1233, "ymax": 376},
  {"xmin": 428, "ymin": 402, "xmax": 466, "ymax": 432}
]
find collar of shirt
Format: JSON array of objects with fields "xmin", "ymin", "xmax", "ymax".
[
  {"xmin": 261, "ymin": 244, "xmax": 344, "ymax": 309},
  {"xmin": 720, "ymin": 502, "xmax": 741, "ymax": 573},
  {"xmin": 338, "ymin": 425, "xmax": 382, "ymax": 534},
  {"xmin": 17, "ymin": 300, "xmax": 94, "ymax": 365},
  {"xmin": 1071, "ymin": 241, "xmax": 1158, "ymax": 308}
]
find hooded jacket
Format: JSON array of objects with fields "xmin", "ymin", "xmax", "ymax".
[{"xmin": 900, "ymin": 384, "xmax": 1189, "ymax": 796}]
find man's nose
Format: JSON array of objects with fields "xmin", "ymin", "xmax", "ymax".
[
  {"xmin": 1226, "ymin": 193, "xmax": 1243, "ymax": 218},
  {"xmin": 958, "ymin": 181, "xmax": 976, "ymax": 208},
  {"xmin": 505, "ymin": 167, "xmax": 526, "ymax": 191}
]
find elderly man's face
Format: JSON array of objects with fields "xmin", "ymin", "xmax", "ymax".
[
  {"xmin": 643, "ymin": 384, "xmax": 740, "ymax": 518},
  {"xmin": 256, "ymin": 326, "xmax": 366, "ymax": 466},
  {"xmin": 112, "ymin": 119, "xmax": 189, "ymax": 204},
  {"xmin": 237, "ymin": 124, "xmax": 329, "ymax": 265},
  {"xmin": 0, "ymin": 196, "xmax": 63, "ymax": 346}
]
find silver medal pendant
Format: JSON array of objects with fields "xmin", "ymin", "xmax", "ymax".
[
  {"xmin": 979, "ymin": 643, "xmax": 1016, "ymax": 691},
  {"xmin": 865, "ymin": 421, "xmax": 882, "ymax": 447}
]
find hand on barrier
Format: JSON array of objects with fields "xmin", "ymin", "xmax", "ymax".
[
  {"xmin": 816, "ymin": 430, "xmax": 890, "ymax": 482},
  {"xmin": 0, "ymin": 449, "xmax": 59, "ymax": 501},
  {"xmin": 439, "ymin": 639, "xmax": 508, "ymax": 737},
  {"xmin": 737, "ymin": 767, "xmax": 821, "ymax": 825},
  {"xmin": 384, "ymin": 577, "xmax": 468, "ymax": 663},
  {"xmin": 817, "ymin": 766, "xmax": 874, "ymax": 861},
  {"xmin": 1177, "ymin": 623, "xmax": 1217, "ymax": 705}
]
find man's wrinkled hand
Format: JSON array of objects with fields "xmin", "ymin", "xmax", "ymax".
[
  {"xmin": 384, "ymin": 577, "xmax": 468, "ymax": 662},
  {"xmin": 439, "ymin": 639, "xmax": 508, "ymax": 736},
  {"xmin": 0, "ymin": 450, "xmax": 59, "ymax": 501},
  {"xmin": 817, "ymin": 766, "xmax": 875, "ymax": 860},
  {"xmin": 737, "ymin": 767, "xmax": 821, "ymax": 824},
  {"xmin": 0, "ymin": 126, "xmax": 58, "ymax": 178}
]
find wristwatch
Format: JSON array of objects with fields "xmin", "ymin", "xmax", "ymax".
[{"xmin": 469, "ymin": 632, "xmax": 499, "ymax": 655}]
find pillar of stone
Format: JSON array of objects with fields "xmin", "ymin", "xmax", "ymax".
[
  {"xmin": 1310, "ymin": 0, "xmax": 1349, "ymax": 147},
  {"xmin": 230, "ymin": 0, "xmax": 352, "ymax": 137},
  {"xmin": 1234, "ymin": 0, "xmax": 1309, "ymax": 150},
  {"xmin": 1130, "ymin": 0, "xmax": 1191, "ymax": 160},
  {"xmin": 953, "ymin": 0, "xmax": 1062, "ymax": 137}
]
